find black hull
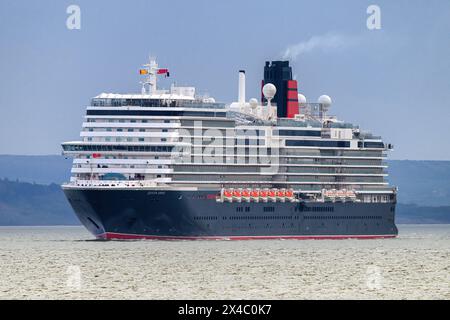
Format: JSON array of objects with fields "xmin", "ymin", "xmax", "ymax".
[{"xmin": 63, "ymin": 188, "xmax": 398, "ymax": 240}]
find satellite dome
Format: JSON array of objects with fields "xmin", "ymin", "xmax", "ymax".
[
  {"xmin": 262, "ymin": 83, "xmax": 276, "ymax": 100},
  {"xmin": 318, "ymin": 95, "xmax": 332, "ymax": 106},
  {"xmin": 249, "ymin": 98, "xmax": 258, "ymax": 109},
  {"xmin": 298, "ymin": 94, "xmax": 307, "ymax": 104}
]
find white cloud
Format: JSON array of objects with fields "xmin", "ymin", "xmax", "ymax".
[{"xmin": 281, "ymin": 33, "xmax": 359, "ymax": 60}]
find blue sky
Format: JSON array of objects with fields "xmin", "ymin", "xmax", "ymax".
[{"xmin": 0, "ymin": 0, "xmax": 449, "ymax": 159}]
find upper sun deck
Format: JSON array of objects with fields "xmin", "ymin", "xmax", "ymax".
[
  {"xmin": 89, "ymin": 57, "xmax": 224, "ymax": 109},
  {"xmin": 91, "ymin": 93, "xmax": 226, "ymax": 110},
  {"xmin": 94, "ymin": 92, "xmax": 196, "ymax": 101}
]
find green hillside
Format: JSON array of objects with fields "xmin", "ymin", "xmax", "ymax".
[
  {"xmin": 0, "ymin": 156, "xmax": 449, "ymax": 225},
  {"xmin": 0, "ymin": 178, "xmax": 78, "ymax": 225}
]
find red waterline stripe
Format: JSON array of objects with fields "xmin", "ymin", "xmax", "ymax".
[{"xmin": 97, "ymin": 232, "xmax": 397, "ymax": 241}]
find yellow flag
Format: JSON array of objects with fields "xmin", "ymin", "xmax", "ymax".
[{"xmin": 139, "ymin": 69, "xmax": 148, "ymax": 75}]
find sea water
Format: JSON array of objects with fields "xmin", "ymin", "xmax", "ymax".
[{"xmin": 0, "ymin": 225, "xmax": 448, "ymax": 299}]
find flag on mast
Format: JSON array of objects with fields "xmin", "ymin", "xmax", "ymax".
[{"xmin": 157, "ymin": 68, "xmax": 170, "ymax": 77}]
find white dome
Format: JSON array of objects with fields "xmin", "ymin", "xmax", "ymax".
[
  {"xmin": 249, "ymin": 98, "xmax": 258, "ymax": 109},
  {"xmin": 262, "ymin": 83, "xmax": 276, "ymax": 100},
  {"xmin": 298, "ymin": 94, "xmax": 307, "ymax": 104},
  {"xmin": 318, "ymin": 95, "xmax": 332, "ymax": 106}
]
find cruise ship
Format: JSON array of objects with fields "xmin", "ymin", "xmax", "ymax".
[{"xmin": 62, "ymin": 58, "xmax": 398, "ymax": 240}]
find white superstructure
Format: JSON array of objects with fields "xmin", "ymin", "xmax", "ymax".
[{"xmin": 62, "ymin": 58, "xmax": 395, "ymax": 204}]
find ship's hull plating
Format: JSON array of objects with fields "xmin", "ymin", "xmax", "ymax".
[{"xmin": 63, "ymin": 188, "xmax": 398, "ymax": 240}]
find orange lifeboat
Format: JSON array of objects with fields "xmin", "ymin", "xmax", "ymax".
[
  {"xmin": 250, "ymin": 189, "xmax": 260, "ymax": 202},
  {"xmin": 223, "ymin": 189, "xmax": 233, "ymax": 202},
  {"xmin": 268, "ymin": 189, "xmax": 277, "ymax": 202},
  {"xmin": 285, "ymin": 189, "xmax": 294, "ymax": 198},
  {"xmin": 336, "ymin": 190, "xmax": 346, "ymax": 198},
  {"xmin": 345, "ymin": 190, "xmax": 356, "ymax": 199},
  {"xmin": 231, "ymin": 189, "xmax": 242, "ymax": 202},
  {"xmin": 242, "ymin": 189, "xmax": 250, "ymax": 202},
  {"xmin": 276, "ymin": 189, "xmax": 286, "ymax": 202},
  {"xmin": 250, "ymin": 189, "xmax": 259, "ymax": 198},
  {"xmin": 260, "ymin": 189, "xmax": 268, "ymax": 202},
  {"xmin": 223, "ymin": 189, "xmax": 232, "ymax": 198}
]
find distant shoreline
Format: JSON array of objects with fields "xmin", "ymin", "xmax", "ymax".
[{"xmin": 1, "ymin": 156, "xmax": 450, "ymax": 225}]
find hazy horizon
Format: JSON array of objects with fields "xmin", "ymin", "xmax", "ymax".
[{"xmin": 1, "ymin": 0, "xmax": 449, "ymax": 159}]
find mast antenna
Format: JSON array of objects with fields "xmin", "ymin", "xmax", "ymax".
[
  {"xmin": 140, "ymin": 56, "xmax": 158, "ymax": 95},
  {"xmin": 139, "ymin": 56, "xmax": 170, "ymax": 95}
]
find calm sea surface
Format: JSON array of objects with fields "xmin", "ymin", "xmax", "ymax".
[{"xmin": 0, "ymin": 225, "xmax": 448, "ymax": 299}]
